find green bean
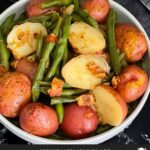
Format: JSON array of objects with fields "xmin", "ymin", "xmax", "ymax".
[
  {"xmin": 62, "ymin": 89, "xmax": 88, "ymax": 96},
  {"xmin": 0, "ymin": 14, "xmax": 15, "ymax": 35},
  {"xmin": 95, "ymin": 124, "xmax": 112, "ymax": 134},
  {"xmin": 38, "ymin": 81, "xmax": 72, "ymax": 88},
  {"xmin": 45, "ymin": 15, "xmax": 72, "ymax": 81},
  {"xmin": 119, "ymin": 52, "xmax": 128, "ymax": 67},
  {"xmin": 72, "ymin": 13, "xmax": 83, "ymax": 22},
  {"xmin": 63, "ymin": 83, "xmax": 72, "ymax": 88},
  {"xmin": 73, "ymin": 0, "xmax": 99, "ymax": 28},
  {"xmin": 32, "ymin": 17, "xmax": 63, "ymax": 102},
  {"xmin": 0, "ymin": 29, "xmax": 10, "ymax": 70},
  {"xmin": 15, "ymin": 12, "xmax": 26, "ymax": 24},
  {"xmin": 51, "ymin": 97, "xmax": 76, "ymax": 105},
  {"xmin": 55, "ymin": 103, "xmax": 64, "ymax": 123},
  {"xmin": 36, "ymin": 33, "xmax": 43, "ymax": 60},
  {"xmin": 106, "ymin": 8, "xmax": 121, "ymax": 75},
  {"xmin": 62, "ymin": 41, "xmax": 69, "ymax": 66},
  {"xmin": 26, "ymin": 13, "xmax": 59, "ymax": 28},
  {"xmin": 40, "ymin": 87, "xmax": 87, "ymax": 96},
  {"xmin": 101, "ymin": 72, "xmax": 115, "ymax": 83},
  {"xmin": 41, "ymin": 0, "xmax": 73, "ymax": 8},
  {"xmin": 40, "ymin": 87, "xmax": 49, "ymax": 95}
]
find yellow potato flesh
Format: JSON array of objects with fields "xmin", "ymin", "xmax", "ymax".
[
  {"xmin": 62, "ymin": 54, "xmax": 110, "ymax": 89},
  {"xmin": 93, "ymin": 86, "xmax": 124, "ymax": 126}
]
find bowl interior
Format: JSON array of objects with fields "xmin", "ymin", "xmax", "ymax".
[{"xmin": 0, "ymin": 0, "xmax": 150, "ymax": 144}]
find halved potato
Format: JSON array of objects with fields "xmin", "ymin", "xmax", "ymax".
[
  {"xmin": 93, "ymin": 84, "xmax": 128, "ymax": 126},
  {"xmin": 7, "ymin": 22, "xmax": 47, "ymax": 59},
  {"xmin": 69, "ymin": 22, "xmax": 105, "ymax": 54},
  {"xmin": 62, "ymin": 54, "xmax": 110, "ymax": 89}
]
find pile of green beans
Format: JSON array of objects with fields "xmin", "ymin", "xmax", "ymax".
[
  {"xmin": 25, "ymin": 13, "xmax": 60, "ymax": 29},
  {"xmin": 45, "ymin": 15, "xmax": 72, "ymax": 81},
  {"xmin": 32, "ymin": 16, "xmax": 63, "ymax": 102}
]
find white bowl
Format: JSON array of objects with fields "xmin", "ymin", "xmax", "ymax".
[{"xmin": 0, "ymin": 0, "xmax": 150, "ymax": 145}]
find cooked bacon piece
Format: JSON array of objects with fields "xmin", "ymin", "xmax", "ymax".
[
  {"xmin": 46, "ymin": 34, "xmax": 58, "ymax": 43},
  {"xmin": 48, "ymin": 77, "xmax": 64, "ymax": 97},
  {"xmin": 87, "ymin": 61, "xmax": 107, "ymax": 78},
  {"xmin": 111, "ymin": 76, "xmax": 120, "ymax": 89},
  {"xmin": 76, "ymin": 94, "xmax": 96, "ymax": 107}
]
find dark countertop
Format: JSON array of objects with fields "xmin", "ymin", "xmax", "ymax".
[{"xmin": 0, "ymin": 0, "xmax": 150, "ymax": 145}]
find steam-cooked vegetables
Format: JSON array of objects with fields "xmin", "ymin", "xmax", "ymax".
[
  {"xmin": 45, "ymin": 15, "xmax": 72, "ymax": 81},
  {"xmin": 32, "ymin": 17, "xmax": 62, "ymax": 102},
  {"xmin": 0, "ymin": 0, "xmax": 149, "ymax": 140},
  {"xmin": 62, "ymin": 54, "xmax": 110, "ymax": 89},
  {"xmin": 7, "ymin": 22, "xmax": 47, "ymax": 59}
]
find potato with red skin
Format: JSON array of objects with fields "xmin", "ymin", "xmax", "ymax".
[
  {"xmin": 16, "ymin": 58, "xmax": 38, "ymax": 81},
  {"xmin": 0, "ymin": 72, "xmax": 31, "ymax": 118},
  {"xmin": 61, "ymin": 103, "xmax": 99, "ymax": 139},
  {"xmin": 81, "ymin": 0, "xmax": 110, "ymax": 23},
  {"xmin": 115, "ymin": 23, "xmax": 148, "ymax": 62},
  {"xmin": 26, "ymin": 0, "xmax": 60, "ymax": 17},
  {"xmin": 19, "ymin": 102, "xmax": 59, "ymax": 137},
  {"xmin": 116, "ymin": 65, "xmax": 148, "ymax": 103},
  {"xmin": 93, "ymin": 84, "xmax": 128, "ymax": 126}
]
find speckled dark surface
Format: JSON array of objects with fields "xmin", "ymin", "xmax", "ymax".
[{"xmin": 0, "ymin": 0, "xmax": 150, "ymax": 145}]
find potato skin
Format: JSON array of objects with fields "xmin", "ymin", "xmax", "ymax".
[
  {"xmin": 0, "ymin": 72, "xmax": 31, "ymax": 117},
  {"xmin": 115, "ymin": 23, "xmax": 148, "ymax": 62},
  {"xmin": 19, "ymin": 102, "xmax": 59, "ymax": 137},
  {"xmin": 26, "ymin": 0, "xmax": 60, "ymax": 17},
  {"xmin": 61, "ymin": 103, "xmax": 99, "ymax": 139},
  {"xmin": 116, "ymin": 65, "xmax": 148, "ymax": 103},
  {"xmin": 81, "ymin": 0, "xmax": 110, "ymax": 23},
  {"xmin": 16, "ymin": 58, "xmax": 38, "ymax": 81}
]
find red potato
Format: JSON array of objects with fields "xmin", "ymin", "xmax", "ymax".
[
  {"xmin": 15, "ymin": 58, "xmax": 38, "ymax": 81},
  {"xmin": 93, "ymin": 85, "xmax": 128, "ymax": 126},
  {"xmin": 81, "ymin": 0, "xmax": 110, "ymax": 23},
  {"xmin": 115, "ymin": 23, "xmax": 148, "ymax": 62},
  {"xmin": 116, "ymin": 65, "xmax": 148, "ymax": 103},
  {"xmin": 0, "ymin": 72, "xmax": 31, "ymax": 118},
  {"xmin": 61, "ymin": 103, "xmax": 99, "ymax": 139},
  {"xmin": 26, "ymin": 0, "xmax": 60, "ymax": 17},
  {"xmin": 19, "ymin": 103, "xmax": 59, "ymax": 137}
]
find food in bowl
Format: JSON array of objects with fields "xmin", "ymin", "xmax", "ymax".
[{"xmin": 0, "ymin": 0, "xmax": 149, "ymax": 141}]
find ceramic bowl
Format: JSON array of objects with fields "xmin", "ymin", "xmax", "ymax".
[{"xmin": 0, "ymin": 0, "xmax": 150, "ymax": 144}]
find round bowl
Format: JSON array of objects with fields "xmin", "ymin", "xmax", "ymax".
[{"xmin": 0, "ymin": 0, "xmax": 150, "ymax": 145}]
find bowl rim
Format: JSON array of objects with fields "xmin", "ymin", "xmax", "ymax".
[{"xmin": 0, "ymin": 0, "xmax": 150, "ymax": 144}]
